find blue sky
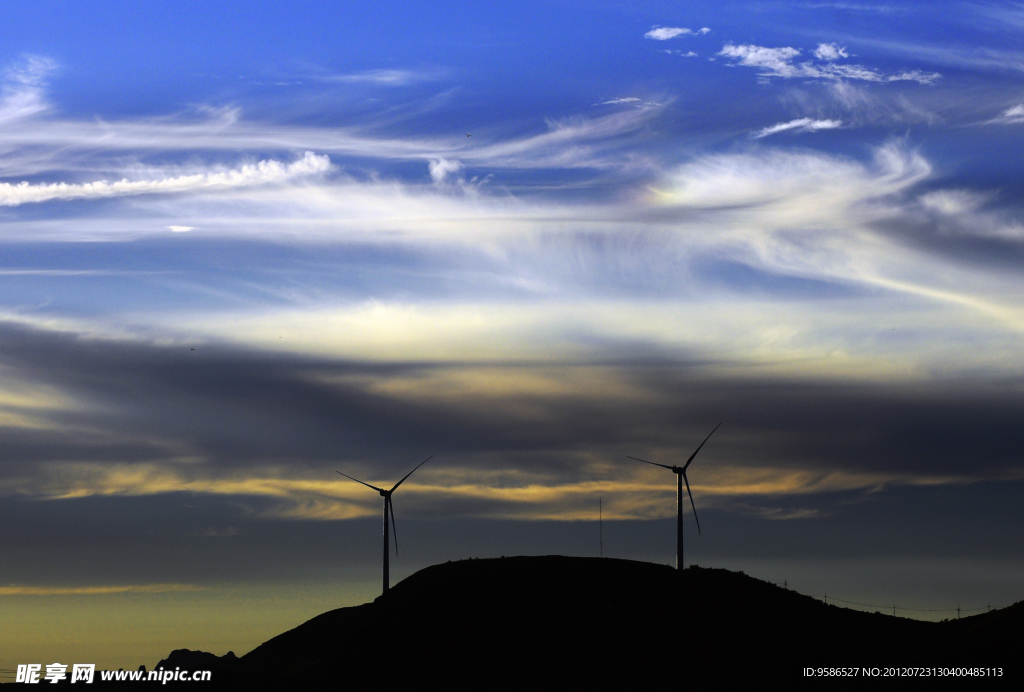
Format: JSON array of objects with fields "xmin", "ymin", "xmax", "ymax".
[{"xmin": 3, "ymin": 0, "xmax": 1024, "ymax": 672}]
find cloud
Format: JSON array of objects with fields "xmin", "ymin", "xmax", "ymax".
[
  {"xmin": 0, "ymin": 92, "xmax": 663, "ymax": 182},
  {"xmin": 848, "ymin": 33, "xmax": 1024, "ymax": 76},
  {"xmin": 1, "ymin": 315, "xmax": 1024, "ymax": 526},
  {"xmin": 4, "ymin": 75, "xmax": 1017, "ymax": 351},
  {"xmin": 5, "ymin": 123, "xmax": 1018, "ymax": 342},
  {"xmin": 324, "ymin": 69, "xmax": 434, "ymax": 86},
  {"xmin": 428, "ymin": 158, "xmax": 463, "ymax": 184},
  {"xmin": 915, "ymin": 189, "xmax": 1024, "ymax": 239},
  {"xmin": 0, "ymin": 51, "xmax": 667, "ymax": 186},
  {"xmin": 813, "ymin": 43, "xmax": 849, "ymax": 61},
  {"xmin": 644, "ymin": 26, "xmax": 708, "ymax": 40},
  {"xmin": 597, "ymin": 97, "xmax": 642, "ymax": 105},
  {"xmin": 0, "ymin": 55, "xmax": 56, "ymax": 126},
  {"xmin": 652, "ymin": 140, "xmax": 930, "ymax": 213},
  {"xmin": 718, "ymin": 43, "xmax": 940, "ymax": 84},
  {"xmin": 0, "ymin": 152, "xmax": 331, "ymax": 207},
  {"xmin": 808, "ymin": 3, "xmax": 904, "ymax": 11},
  {"xmin": 918, "ymin": 190, "xmax": 989, "ymax": 216},
  {"xmin": 816, "ymin": 81, "xmax": 941, "ymax": 126},
  {"xmin": 721, "ymin": 44, "xmax": 802, "ymax": 73},
  {"xmin": 0, "ymin": 53, "xmax": 1023, "ymax": 519},
  {"xmin": 753, "ymin": 118, "xmax": 843, "ymax": 138},
  {"xmin": 0, "ymin": 131, "xmax": 1022, "ymax": 523},
  {"xmin": 166, "ymin": 225, "xmax": 195, "ymax": 233},
  {"xmin": 987, "ymin": 104, "xmax": 1024, "ymax": 124}
]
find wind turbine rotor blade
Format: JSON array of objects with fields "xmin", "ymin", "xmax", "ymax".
[
  {"xmin": 683, "ymin": 422, "xmax": 723, "ymax": 470},
  {"xmin": 388, "ymin": 496, "xmax": 398, "ymax": 555},
  {"xmin": 683, "ymin": 472, "xmax": 701, "ymax": 535},
  {"xmin": 335, "ymin": 470, "xmax": 384, "ymax": 493},
  {"xmin": 390, "ymin": 455, "xmax": 434, "ymax": 493},
  {"xmin": 625, "ymin": 455, "xmax": 674, "ymax": 471}
]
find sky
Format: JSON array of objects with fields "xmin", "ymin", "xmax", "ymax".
[{"xmin": 3, "ymin": 0, "xmax": 1024, "ymax": 672}]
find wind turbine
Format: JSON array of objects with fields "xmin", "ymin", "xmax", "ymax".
[
  {"xmin": 628, "ymin": 423, "xmax": 721, "ymax": 570},
  {"xmin": 336, "ymin": 455, "xmax": 433, "ymax": 595}
]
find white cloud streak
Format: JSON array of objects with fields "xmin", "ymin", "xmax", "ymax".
[
  {"xmin": 324, "ymin": 69, "xmax": 435, "ymax": 86},
  {"xmin": 0, "ymin": 55, "xmax": 56, "ymax": 126},
  {"xmin": 0, "ymin": 52, "xmax": 666, "ymax": 185},
  {"xmin": 0, "ymin": 152, "xmax": 331, "ymax": 207},
  {"xmin": 719, "ymin": 43, "xmax": 940, "ymax": 84},
  {"xmin": 987, "ymin": 104, "xmax": 1024, "ymax": 124},
  {"xmin": 753, "ymin": 118, "xmax": 843, "ymax": 138},
  {"xmin": 0, "ymin": 101, "xmax": 662, "ymax": 180},
  {"xmin": 644, "ymin": 26, "xmax": 709, "ymax": 40}
]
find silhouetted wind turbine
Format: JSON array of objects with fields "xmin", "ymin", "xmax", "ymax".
[
  {"xmin": 336, "ymin": 455, "xmax": 433, "ymax": 595},
  {"xmin": 628, "ymin": 423, "xmax": 721, "ymax": 570}
]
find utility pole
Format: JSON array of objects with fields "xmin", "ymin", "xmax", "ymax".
[
  {"xmin": 957, "ymin": 605, "xmax": 961, "ymax": 619},
  {"xmin": 824, "ymin": 593, "xmax": 827, "ymax": 605},
  {"xmin": 599, "ymin": 498, "xmax": 603, "ymax": 558},
  {"xmin": 893, "ymin": 605, "xmax": 896, "ymax": 617}
]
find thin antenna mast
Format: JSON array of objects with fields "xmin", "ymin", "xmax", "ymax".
[{"xmin": 599, "ymin": 497, "xmax": 603, "ymax": 558}]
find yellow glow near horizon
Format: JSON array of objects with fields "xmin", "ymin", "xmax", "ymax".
[
  {"xmin": 0, "ymin": 581, "xmax": 380, "ymax": 674},
  {"xmin": 2, "ymin": 459, "xmax": 1000, "ymax": 523},
  {"xmin": 0, "ymin": 584, "xmax": 202, "ymax": 596}
]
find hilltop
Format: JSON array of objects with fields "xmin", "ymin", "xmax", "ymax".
[{"xmin": 83, "ymin": 556, "xmax": 1024, "ymax": 687}]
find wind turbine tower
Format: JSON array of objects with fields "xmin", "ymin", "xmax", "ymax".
[
  {"xmin": 336, "ymin": 455, "xmax": 433, "ymax": 594},
  {"xmin": 628, "ymin": 423, "xmax": 721, "ymax": 570}
]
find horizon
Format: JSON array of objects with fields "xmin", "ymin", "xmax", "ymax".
[{"xmin": 2, "ymin": 0, "xmax": 1024, "ymax": 675}]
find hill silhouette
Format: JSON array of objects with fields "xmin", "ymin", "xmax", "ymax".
[{"xmin": 40, "ymin": 557, "xmax": 1020, "ymax": 688}]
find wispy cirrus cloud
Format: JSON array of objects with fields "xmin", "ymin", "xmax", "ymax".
[
  {"xmin": 719, "ymin": 43, "xmax": 940, "ymax": 84},
  {"xmin": 0, "ymin": 152, "xmax": 331, "ymax": 207},
  {"xmin": 807, "ymin": 3, "xmax": 905, "ymax": 11},
  {"xmin": 0, "ymin": 89, "xmax": 663, "ymax": 180},
  {"xmin": 596, "ymin": 97, "xmax": 641, "ymax": 105},
  {"xmin": 753, "ymin": 117, "xmax": 843, "ymax": 138},
  {"xmin": 322, "ymin": 68, "xmax": 440, "ymax": 86},
  {"xmin": 0, "ymin": 55, "xmax": 56, "ymax": 126},
  {"xmin": 986, "ymin": 103, "xmax": 1024, "ymax": 124},
  {"xmin": 644, "ymin": 26, "xmax": 710, "ymax": 40},
  {"xmin": 1, "ymin": 58, "xmax": 1023, "ymax": 391},
  {"xmin": 826, "ymin": 35, "xmax": 1024, "ymax": 76}
]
